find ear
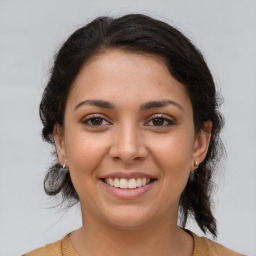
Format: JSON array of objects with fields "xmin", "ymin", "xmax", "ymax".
[
  {"xmin": 190, "ymin": 120, "xmax": 212, "ymax": 170},
  {"xmin": 53, "ymin": 123, "xmax": 68, "ymax": 166}
]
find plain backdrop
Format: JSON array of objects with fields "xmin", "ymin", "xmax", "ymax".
[{"xmin": 0, "ymin": 1, "xmax": 255, "ymax": 255}]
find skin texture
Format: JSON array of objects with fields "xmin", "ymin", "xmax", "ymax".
[{"xmin": 54, "ymin": 49, "xmax": 212, "ymax": 256}]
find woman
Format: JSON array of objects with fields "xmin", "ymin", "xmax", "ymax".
[{"xmin": 24, "ymin": 14, "xmax": 244, "ymax": 255}]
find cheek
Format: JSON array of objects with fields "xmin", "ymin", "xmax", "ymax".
[
  {"xmin": 65, "ymin": 132, "xmax": 107, "ymax": 180},
  {"xmin": 65, "ymin": 134, "xmax": 108, "ymax": 205},
  {"xmin": 151, "ymin": 134, "xmax": 194, "ymax": 207},
  {"xmin": 152, "ymin": 133, "xmax": 194, "ymax": 171}
]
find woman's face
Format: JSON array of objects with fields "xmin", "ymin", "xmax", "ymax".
[{"xmin": 55, "ymin": 49, "xmax": 210, "ymax": 229}]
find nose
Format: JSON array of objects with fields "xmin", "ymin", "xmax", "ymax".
[{"xmin": 109, "ymin": 123, "xmax": 148, "ymax": 165}]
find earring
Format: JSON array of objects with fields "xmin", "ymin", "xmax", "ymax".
[
  {"xmin": 190, "ymin": 161, "xmax": 199, "ymax": 180},
  {"xmin": 60, "ymin": 164, "xmax": 69, "ymax": 173}
]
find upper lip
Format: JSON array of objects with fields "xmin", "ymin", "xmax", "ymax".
[{"xmin": 100, "ymin": 172, "xmax": 157, "ymax": 180}]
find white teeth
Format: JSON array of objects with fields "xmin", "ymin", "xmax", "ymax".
[
  {"xmin": 128, "ymin": 178, "xmax": 136, "ymax": 189},
  {"xmin": 109, "ymin": 178, "xmax": 114, "ymax": 186},
  {"xmin": 120, "ymin": 178, "xmax": 128, "ymax": 188},
  {"xmin": 104, "ymin": 177, "xmax": 152, "ymax": 189},
  {"xmin": 114, "ymin": 178, "xmax": 120, "ymax": 188},
  {"xmin": 136, "ymin": 178, "xmax": 142, "ymax": 187}
]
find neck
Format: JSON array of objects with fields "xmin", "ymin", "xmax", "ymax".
[{"xmin": 69, "ymin": 208, "xmax": 193, "ymax": 256}]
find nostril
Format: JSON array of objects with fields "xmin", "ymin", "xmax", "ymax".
[{"xmin": 112, "ymin": 156, "xmax": 122, "ymax": 162}]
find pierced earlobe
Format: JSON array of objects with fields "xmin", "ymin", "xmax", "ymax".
[
  {"xmin": 191, "ymin": 121, "xmax": 212, "ymax": 170},
  {"xmin": 63, "ymin": 163, "xmax": 69, "ymax": 169},
  {"xmin": 60, "ymin": 163, "xmax": 69, "ymax": 174},
  {"xmin": 53, "ymin": 123, "xmax": 68, "ymax": 167}
]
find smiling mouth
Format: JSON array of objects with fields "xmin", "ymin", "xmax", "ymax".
[{"xmin": 101, "ymin": 177, "xmax": 156, "ymax": 189}]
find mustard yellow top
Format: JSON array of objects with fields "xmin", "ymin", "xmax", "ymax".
[{"xmin": 23, "ymin": 231, "xmax": 244, "ymax": 256}]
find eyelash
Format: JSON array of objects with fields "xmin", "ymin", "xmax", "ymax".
[
  {"xmin": 145, "ymin": 115, "xmax": 175, "ymax": 127},
  {"xmin": 82, "ymin": 114, "xmax": 175, "ymax": 127},
  {"xmin": 82, "ymin": 114, "xmax": 111, "ymax": 126}
]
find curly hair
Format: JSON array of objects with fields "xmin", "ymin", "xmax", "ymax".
[{"xmin": 40, "ymin": 14, "xmax": 224, "ymax": 237}]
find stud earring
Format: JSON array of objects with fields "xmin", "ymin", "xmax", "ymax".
[{"xmin": 194, "ymin": 161, "xmax": 199, "ymax": 169}]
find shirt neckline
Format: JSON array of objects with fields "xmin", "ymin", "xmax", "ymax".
[{"xmin": 63, "ymin": 230, "xmax": 208, "ymax": 256}]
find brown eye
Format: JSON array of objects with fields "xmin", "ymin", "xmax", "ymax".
[
  {"xmin": 83, "ymin": 116, "xmax": 109, "ymax": 126},
  {"xmin": 145, "ymin": 116, "xmax": 175, "ymax": 127},
  {"xmin": 152, "ymin": 118, "xmax": 165, "ymax": 126},
  {"xmin": 90, "ymin": 118, "xmax": 103, "ymax": 125}
]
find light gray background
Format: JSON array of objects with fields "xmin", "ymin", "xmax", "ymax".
[{"xmin": 0, "ymin": 1, "xmax": 255, "ymax": 255}]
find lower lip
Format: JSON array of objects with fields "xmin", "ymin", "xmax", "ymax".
[{"xmin": 100, "ymin": 180, "xmax": 156, "ymax": 199}]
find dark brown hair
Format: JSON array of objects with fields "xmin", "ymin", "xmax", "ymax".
[{"xmin": 40, "ymin": 14, "xmax": 224, "ymax": 237}]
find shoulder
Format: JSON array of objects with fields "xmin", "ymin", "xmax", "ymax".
[
  {"xmin": 23, "ymin": 238, "xmax": 62, "ymax": 256},
  {"xmin": 189, "ymin": 231, "xmax": 245, "ymax": 256},
  {"xmin": 23, "ymin": 234, "xmax": 78, "ymax": 256}
]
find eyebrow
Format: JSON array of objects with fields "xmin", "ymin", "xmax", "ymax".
[
  {"xmin": 74, "ymin": 99, "xmax": 184, "ymax": 112},
  {"xmin": 74, "ymin": 99, "xmax": 115, "ymax": 111},
  {"xmin": 140, "ymin": 99, "xmax": 184, "ymax": 112}
]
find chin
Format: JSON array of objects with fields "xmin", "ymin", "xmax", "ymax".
[{"xmin": 100, "ymin": 206, "xmax": 156, "ymax": 230}]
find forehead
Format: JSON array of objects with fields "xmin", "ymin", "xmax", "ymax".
[{"xmin": 67, "ymin": 49, "xmax": 192, "ymax": 111}]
